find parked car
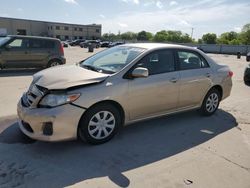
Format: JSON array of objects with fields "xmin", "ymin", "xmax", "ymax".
[
  {"xmin": 69, "ymin": 39, "xmax": 85, "ymax": 46},
  {"xmin": 17, "ymin": 43, "xmax": 233, "ymax": 144},
  {"xmin": 244, "ymin": 64, "xmax": 250, "ymax": 85},
  {"xmin": 246, "ymin": 52, "xmax": 250, "ymax": 62},
  {"xmin": 0, "ymin": 35, "xmax": 65, "ymax": 69},
  {"xmin": 80, "ymin": 40, "xmax": 100, "ymax": 48},
  {"xmin": 108, "ymin": 41, "xmax": 125, "ymax": 48},
  {"xmin": 100, "ymin": 41, "xmax": 110, "ymax": 48},
  {"xmin": 61, "ymin": 41, "xmax": 69, "ymax": 48}
]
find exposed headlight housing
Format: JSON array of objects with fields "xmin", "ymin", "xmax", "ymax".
[{"xmin": 39, "ymin": 93, "xmax": 80, "ymax": 108}]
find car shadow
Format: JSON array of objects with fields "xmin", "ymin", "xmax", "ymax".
[
  {"xmin": 0, "ymin": 69, "xmax": 42, "ymax": 77},
  {"xmin": 0, "ymin": 109, "xmax": 237, "ymax": 187}
]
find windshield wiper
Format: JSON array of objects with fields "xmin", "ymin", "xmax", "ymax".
[
  {"xmin": 82, "ymin": 64, "xmax": 100, "ymax": 72},
  {"xmin": 82, "ymin": 64, "xmax": 115, "ymax": 74}
]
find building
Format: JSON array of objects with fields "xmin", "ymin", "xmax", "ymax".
[{"xmin": 0, "ymin": 17, "xmax": 102, "ymax": 40}]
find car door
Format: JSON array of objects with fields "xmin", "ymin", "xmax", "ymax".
[
  {"xmin": 1, "ymin": 38, "xmax": 30, "ymax": 68},
  {"xmin": 28, "ymin": 39, "xmax": 51, "ymax": 67},
  {"xmin": 128, "ymin": 49, "xmax": 180, "ymax": 120},
  {"xmin": 176, "ymin": 50, "xmax": 212, "ymax": 109}
]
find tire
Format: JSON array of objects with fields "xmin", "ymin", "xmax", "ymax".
[
  {"xmin": 78, "ymin": 103, "xmax": 122, "ymax": 145},
  {"xmin": 244, "ymin": 75, "xmax": 250, "ymax": 86},
  {"xmin": 200, "ymin": 88, "xmax": 221, "ymax": 116},
  {"xmin": 47, "ymin": 59, "xmax": 61, "ymax": 68},
  {"xmin": 246, "ymin": 56, "xmax": 250, "ymax": 62}
]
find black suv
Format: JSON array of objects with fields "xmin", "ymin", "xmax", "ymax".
[
  {"xmin": 0, "ymin": 35, "xmax": 66, "ymax": 69},
  {"xmin": 80, "ymin": 40, "xmax": 100, "ymax": 48}
]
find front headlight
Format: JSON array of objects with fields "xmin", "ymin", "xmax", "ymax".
[{"xmin": 39, "ymin": 93, "xmax": 80, "ymax": 108}]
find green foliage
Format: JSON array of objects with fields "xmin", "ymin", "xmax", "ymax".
[
  {"xmin": 102, "ymin": 33, "xmax": 109, "ymax": 41},
  {"xmin": 137, "ymin": 31, "xmax": 153, "ymax": 41},
  {"xmin": 202, "ymin": 33, "xmax": 217, "ymax": 44},
  {"xmin": 146, "ymin": 32, "xmax": 154, "ymax": 41},
  {"xmin": 154, "ymin": 30, "xmax": 193, "ymax": 43},
  {"xmin": 239, "ymin": 30, "xmax": 250, "ymax": 45},
  {"xmin": 121, "ymin": 32, "xmax": 137, "ymax": 40},
  {"xmin": 229, "ymin": 39, "xmax": 241, "ymax": 45},
  {"xmin": 101, "ymin": 33, "xmax": 118, "ymax": 41},
  {"xmin": 197, "ymin": 39, "xmax": 203, "ymax": 44},
  {"xmin": 238, "ymin": 24, "xmax": 250, "ymax": 45},
  {"xmin": 101, "ymin": 23, "xmax": 250, "ymax": 45},
  {"xmin": 217, "ymin": 31, "xmax": 239, "ymax": 44},
  {"xmin": 137, "ymin": 31, "xmax": 147, "ymax": 41},
  {"xmin": 242, "ymin": 24, "xmax": 250, "ymax": 32},
  {"xmin": 154, "ymin": 30, "xmax": 167, "ymax": 42}
]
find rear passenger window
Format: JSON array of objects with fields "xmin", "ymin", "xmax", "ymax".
[
  {"xmin": 177, "ymin": 51, "xmax": 209, "ymax": 70},
  {"xmin": 29, "ymin": 39, "xmax": 55, "ymax": 49},
  {"xmin": 44, "ymin": 41, "xmax": 55, "ymax": 48},
  {"xmin": 137, "ymin": 50, "xmax": 175, "ymax": 75},
  {"xmin": 29, "ymin": 39, "xmax": 42, "ymax": 48}
]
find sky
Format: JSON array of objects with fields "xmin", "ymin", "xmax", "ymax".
[{"xmin": 0, "ymin": 0, "xmax": 250, "ymax": 39}]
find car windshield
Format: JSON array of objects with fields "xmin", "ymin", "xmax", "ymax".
[
  {"xmin": 0, "ymin": 36, "xmax": 10, "ymax": 47},
  {"xmin": 80, "ymin": 46, "xmax": 145, "ymax": 74}
]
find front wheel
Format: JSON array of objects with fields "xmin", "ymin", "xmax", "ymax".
[
  {"xmin": 78, "ymin": 103, "xmax": 122, "ymax": 145},
  {"xmin": 200, "ymin": 88, "xmax": 221, "ymax": 116}
]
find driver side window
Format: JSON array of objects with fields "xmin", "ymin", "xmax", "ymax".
[{"xmin": 137, "ymin": 50, "xmax": 175, "ymax": 75}]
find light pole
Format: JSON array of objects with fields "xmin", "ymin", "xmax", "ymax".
[{"xmin": 191, "ymin": 27, "xmax": 194, "ymax": 39}]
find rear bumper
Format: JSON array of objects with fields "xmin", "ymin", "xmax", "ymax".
[
  {"xmin": 60, "ymin": 56, "xmax": 66, "ymax": 65},
  {"xmin": 17, "ymin": 99, "xmax": 84, "ymax": 142},
  {"xmin": 221, "ymin": 77, "xmax": 232, "ymax": 101}
]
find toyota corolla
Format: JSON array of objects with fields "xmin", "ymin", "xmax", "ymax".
[{"xmin": 17, "ymin": 43, "xmax": 233, "ymax": 144}]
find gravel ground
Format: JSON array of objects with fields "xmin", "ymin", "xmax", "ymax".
[{"xmin": 0, "ymin": 46, "xmax": 249, "ymax": 188}]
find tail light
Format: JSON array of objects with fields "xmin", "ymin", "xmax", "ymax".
[
  {"xmin": 60, "ymin": 43, "xmax": 64, "ymax": 55},
  {"xmin": 228, "ymin": 71, "xmax": 233, "ymax": 77}
]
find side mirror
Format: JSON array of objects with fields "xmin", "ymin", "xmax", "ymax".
[{"xmin": 131, "ymin": 67, "xmax": 149, "ymax": 78}]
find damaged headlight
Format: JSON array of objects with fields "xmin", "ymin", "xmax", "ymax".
[{"xmin": 39, "ymin": 93, "xmax": 80, "ymax": 108}]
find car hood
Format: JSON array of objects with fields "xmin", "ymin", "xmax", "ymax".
[{"xmin": 33, "ymin": 65, "xmax": 109, "ymax": 90}]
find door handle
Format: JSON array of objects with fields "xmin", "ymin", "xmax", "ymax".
[
  {"xmin": 205, "ymin": 73, "xmax": 211, "ymax": 78},
  {"xmin": 170, "ymin": 78, "xmax": 178, "ymax": 83}
]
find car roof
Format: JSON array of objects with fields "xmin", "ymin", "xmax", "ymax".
[
  {"xmin": 121, "ymin": 43, "xmax": 196, "ymax": 51},
  {"xmin": 7, "ymin": 35, "xmax": 60, "ymax": 41}
]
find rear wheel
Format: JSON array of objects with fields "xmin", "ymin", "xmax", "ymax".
[
  {"xmin": 47, "ymin": 60, "xmax": 61, "ymax": 68},
  {"xmin": 200, "ymin": 88, "xmax": 221, "ymax": 116},
  {"xmin": 246, "ymin": 56, "xmax": 250, "ymax": 62},
  {"xmin": 244, "ymin": 75, "xmax": 250, "ymax": 86},
  {"xmin": 78, "ymin": 103, "xmax": 122, "ymax": 145}
]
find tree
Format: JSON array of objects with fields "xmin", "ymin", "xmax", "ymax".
[
  {"xmin": 137, "ymin": 31, "xmax": 153, "ymax": 41},
  {"xmin": 217, "ymin": 31, "xmax": 239, "ymax": 44},
  {"xmin": 198, "ymin": 39, "xmax": 203, "ymax": 44},
  {"xmin": 229, "ymin": 39, "xmax": 241, "ymax": 45},
  {"xmin": 101, "ymin": 33, "xmax": 117, "ymax": 41},
  {"xmin": 180, "ymin": 33, "xmax": 193, "ymax": 43},
  {"xmin": 137, "ymin": 31, "xmax": 147, "ymax": 41},
  {"xmin": 153, "ymin": 30, "xmax": 192, "ymax": 43},
  {"xmin": 102, "ymin": 33, "xmax": 110, "ymax": 41},
  {"xmin": 145, "ymin": 32, "xmax": 153, "ymax": 41},
  {"xmin": 202, "ymin": 33, "xmax": 217, "ymax": 44},
  {"xmin": 154, "ymin": 30, "xmax": 168, "ymax": 42},
  {"xmin": 121, "ymin": 32, "xmax": 137, "ymax": 41},
  {"xmin": 242, "ymin": 23, "xmax": 250, "ymax": 32},
  {"xmin": 239, "ymin": 30, "xmax": 250, "ymax": 45},
  {"xmin": 239, "ymin": 23, "xmax": 250, "ymax": 45}
]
